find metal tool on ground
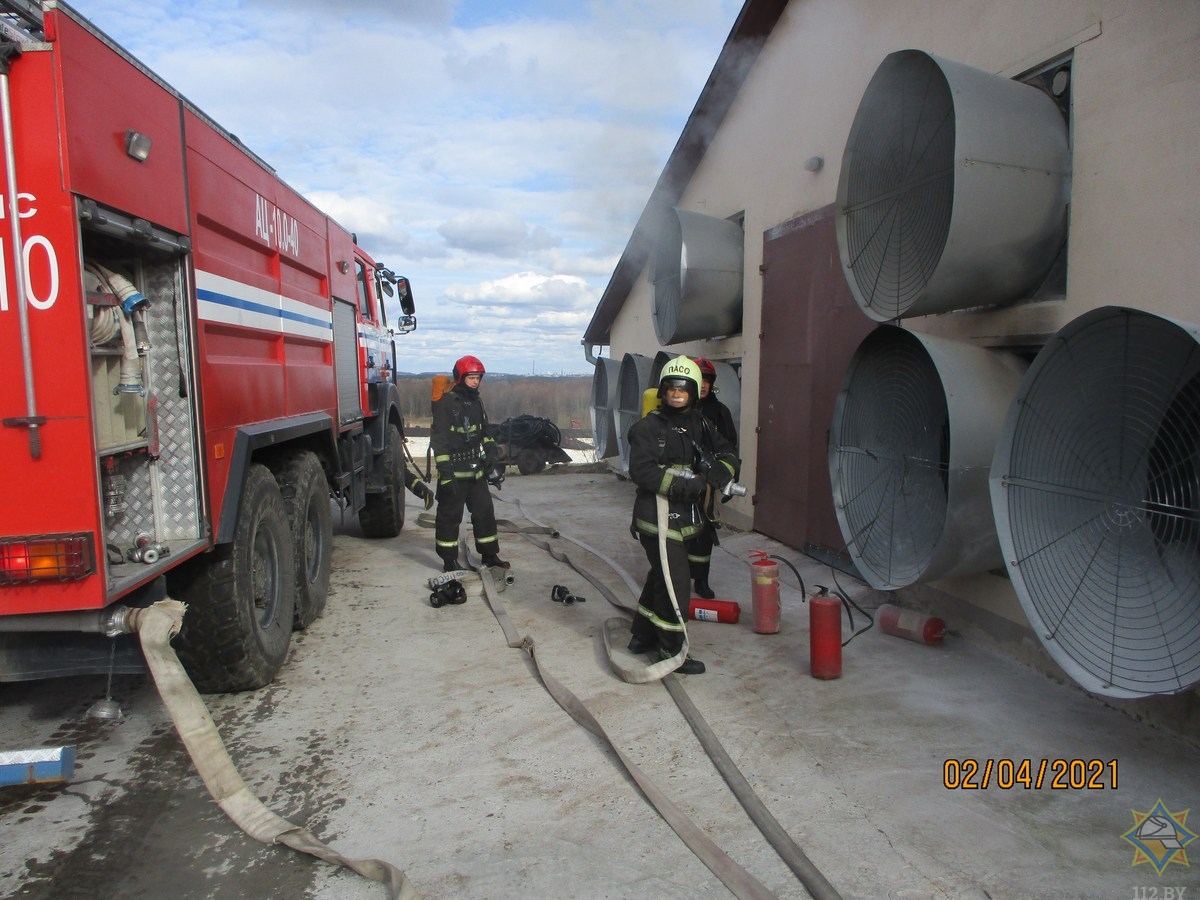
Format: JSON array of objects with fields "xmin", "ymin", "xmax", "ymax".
[
  {"xmin": 550, "ymin": 584, "xmax": 585, "ymax": 605},
  {"xmin": 429, "ymin": 581, "xmax": 467, "ymax": 607}
]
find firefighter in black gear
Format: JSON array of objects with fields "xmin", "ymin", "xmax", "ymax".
[
  {"xmin": 431, "ymin": 355, "xmax": 508, "ymax": 572},
  {"xmin": 626, "ymin": 356, "xmax": 739, "ymax": 674},
  {"xmin": 688, "ymin": 357, "xmax": 739, "ymax": 599}
]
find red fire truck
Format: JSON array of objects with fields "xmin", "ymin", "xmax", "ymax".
[{"xmin": 0, "ymin": 1, "xmax": 416, "ymax": 691}]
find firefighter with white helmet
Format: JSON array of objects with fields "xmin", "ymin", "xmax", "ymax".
[
  {"xmin": 431, "ymin": 355, "xmax": 508, "ymax": 572},
  {"xmin": 688, "ymin": 357, "xmax": 739, "ymax": 599},
  {"xmin": 625, "ymin": 355, "xmax": 740, "ymax": 674}
]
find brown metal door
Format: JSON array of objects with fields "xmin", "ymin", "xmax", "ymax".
[{"xmin": 754, "ymin": 205, "xmax": 875, "ymax": 560}]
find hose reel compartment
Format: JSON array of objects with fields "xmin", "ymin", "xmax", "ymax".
[
  {"xmin": 990, "ymin": 306, "xmax": 1200, "ymax": 698},
  {"xmin": 836, "ymin": 49, "xmax": 1070, "ymax": 322}
]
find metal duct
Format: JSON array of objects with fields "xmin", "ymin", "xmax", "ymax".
[
  {"xmin": 836, "ymin": 49, "xmax": 1069, "ymax": 321},
  {"xmin": 652, "ymin": 209, "xmax": 744, "ymax": 344},
  {"xmin": 990, "ymin": 307, "xmax": 1200, "ymax": 699},
  {"xmin": 589, "ymin": 356, "xmax": 621, "ymax": 459},
  {"xmin": 830, "ymin": 326, "xmax": 1026, "ymax": 589},
  {"xmin": 615, "ymin": 353, "xmax": 654, "ymax": 472}
]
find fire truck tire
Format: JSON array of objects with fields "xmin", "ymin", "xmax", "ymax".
[
  {"xmin": 359, "ymin": 422, "xmax": 406, "ymax": 538},
  {"xmin": 169, "ymin": 463, "xmax": 296, "ymax": 693},
  {"xmin": 517, "ymin": 449, "xmax": 547, "ymax": 475},
  {"xmin": 277, "ymin": 450, "xmax": 332, "ymax": 630}
]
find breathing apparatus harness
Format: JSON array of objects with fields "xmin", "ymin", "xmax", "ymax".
[{"xmin": 437, "ymin": 387, "xmax": 504, "ymax": 488}]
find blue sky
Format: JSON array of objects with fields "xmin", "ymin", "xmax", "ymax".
[{"xmin": 68, "ymin": 0, "xmax": 742, "ymax": 374}]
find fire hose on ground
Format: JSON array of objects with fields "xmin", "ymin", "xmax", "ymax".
[
  {"xmin": 476, "ymin": 496, "xmax": 842, "ymax": 900},
  {"xmin": 124, "ymin": 601, "xmax": 419, "ymax": 900},
  {"xmin": 102, "ymin": 492, "xmax": 839, "ymax": 900}
]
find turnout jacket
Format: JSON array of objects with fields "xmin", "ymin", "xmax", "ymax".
[
  {"xmin": 431, "ymin": 383, "xmax": 496, "ymax": 482},
  {"xmin": 698, "ymin": 392, "xmax": 738, "ymax": 451},
  {"xmin": 628, "ymin": 405, "xmax": 739, "ymax": 542}
]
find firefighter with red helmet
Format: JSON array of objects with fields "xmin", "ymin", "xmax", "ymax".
[
  {"xmin": 626, "ymin": 356, "xmax": 739, "ymax": 674},
  {"xmin": 431, "ymin": 355, "xmax": 508, "ymax": 572},
  {"xmin": 688, "ymin": 357, "xmax": 739, "ymax": 599}
]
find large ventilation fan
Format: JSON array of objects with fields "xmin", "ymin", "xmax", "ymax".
[
  {"xmin": 991, "ymin": 307, "xmax": 1200, "ymax": 699},
  {"xmin": 615, "ymin": 353, "xmax": 653, "ymax": 471},
  {"xmin": 836, "ymin": 49, "xmax": 1069, "ymax": 321},
  {"xmin": 830, "ymin": 326, "xmax": 1025, "ymax": 589},
  {"xmin": 652, "ymin": 209, "xmax": 743, "ymax": 344},
  {"xmin": 588, "ymin": 356, "xmax": 620, "ymax": 459}
]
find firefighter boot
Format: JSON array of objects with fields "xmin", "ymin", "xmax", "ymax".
[
  {"xmin": 661, "ymin": 647, "xmax": 706, "ymax": 674},
  {"xmin": 482, "ymin": 553, "xmax": 510, "ymax": 570},
  {"xmin": 627, "ymin": 634, "xmax": 657, "ymax": 654},
  {"xmin": 443, "ymin": 557, "xmax": 463, "ymax": 573},
  {"xmin": 693, "ymin": 577, "xmax": 715, "ymax": 600}
]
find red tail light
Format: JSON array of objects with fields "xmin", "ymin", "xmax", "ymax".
[{"xmin": 0, "ymin": 534, "xmax": 96, "ymax": 583}]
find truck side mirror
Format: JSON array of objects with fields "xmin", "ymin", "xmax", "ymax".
[{"xmin": 396, "ymin": 277, "xmax": 415, "ymax": 316}]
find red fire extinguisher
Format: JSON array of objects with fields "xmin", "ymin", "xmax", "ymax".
[
  {"xmin": 876, "ymin": 603, "xmax": 946, "ymax": 645},
  {"xmin": 688, "ymin": 597, "xmax": 741, "ymax": 624},
  {"xmin": 748, "ymin": 551, "xmax": 781, "ymax": 634},
  {"xmin": 809, "ymin": 586, "xmax": 842, "ymax": 679}
]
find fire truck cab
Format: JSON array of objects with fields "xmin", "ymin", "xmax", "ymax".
[{"xmin": 0, "ymin": 1, "xmax": 415, "ymax": 691}]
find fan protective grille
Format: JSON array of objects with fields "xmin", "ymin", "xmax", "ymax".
[
  {"xmin": 992, "ymin": 308, "xmax": 1200, "ymax": 698},
  {"xmin": 837, "ymin": 50, "xmax": 954, "ymax": 321},
  {"xmin": 830, "ymin": 328, "xmax": 949, "ymax": 588}
]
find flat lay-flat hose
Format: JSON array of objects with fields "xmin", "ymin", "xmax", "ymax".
[
  {"xmin": 500, "ymin": 497, "xmax": 842, "ymax": 900},
  {"xmin": 128, "ymin": 601, "xmax": 418, "ymax": 900}
]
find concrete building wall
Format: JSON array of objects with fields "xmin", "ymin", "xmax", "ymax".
[
  {"xmin": 604, "ymin": 0, "xmax": 1199, "ymax": 711},
  {"xmin": 617, "ymin": 0, "xmax": 1197, "ymax": 480}
]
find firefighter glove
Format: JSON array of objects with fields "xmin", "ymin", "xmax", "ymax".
[
  {"xmin": 436, "ymin": 480, "xmax": 458, "ymax": 503},
  {"xmin": 705, "ymin": 463, "xmax": 730, "ymax": 489},
  {"xmin": 668, "ymin": 474, "xmax": 705, "ymax": 501}
]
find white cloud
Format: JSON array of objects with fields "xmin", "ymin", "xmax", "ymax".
[
  {"xmin": 67, "ymin": 0, "xmax": 741, "ymax": 373},
  {"xmin": 438, "ymin": 211, "xmax": 560, "ymax": 257}
]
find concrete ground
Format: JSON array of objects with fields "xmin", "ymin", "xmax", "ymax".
[{"xmin": 2, "ymin": 468, "xmax": 1198, "ymax": 899}]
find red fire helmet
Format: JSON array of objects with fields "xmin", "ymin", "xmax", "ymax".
[{"xmin": 453, "ymin": 355, "xmax": 486, "ymax": 382}]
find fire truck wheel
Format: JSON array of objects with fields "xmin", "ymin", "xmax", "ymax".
[
  {"xmin": 169, "ymin": 463, "xmax": 296, "ymax": 693},
  {"xmin": 277, "ymin": 450, "xmax": 332, "ymax": 630},
  {"xmin": 360, "ymin": 422, "xmax": 406, "ymax": 538}
]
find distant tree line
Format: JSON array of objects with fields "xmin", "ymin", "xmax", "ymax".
[{"xmin": 396, "ymin": 374, "xmax": 592, "ymax": 429}]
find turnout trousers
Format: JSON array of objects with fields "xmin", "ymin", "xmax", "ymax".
[
  {"xmin": 434, "ymin": 477, "xmax": 500, "ymax": 562},
  {"xmin": 686, "ymin": 526, "xmax": 715, "ymax": 583},
  {"xmin": 631, "ymin": 533, "xmax": 691, "ymax": 656}
]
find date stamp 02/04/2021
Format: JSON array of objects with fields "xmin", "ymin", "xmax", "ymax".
[
  {"xmin": 941, "ymin": 761, "xmax": 1196, "ymax": 886},
  {"xmin": 942, "ymin": 757, "xmax": 1117, "ymax": 790}
]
